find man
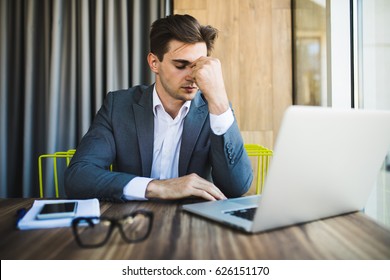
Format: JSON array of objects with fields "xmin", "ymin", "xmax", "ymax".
[{"xmin": 65, "ymin": 14, "xmax": 253, "ymax": 202}]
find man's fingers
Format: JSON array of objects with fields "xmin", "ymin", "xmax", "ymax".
[
  {"xmin": 190, "ymin": 188, "xmax": 217, "ymax": 201},
  {"xmin": 195, "ymin": 184, "xmax": 226, "ymax": 200},
  {"xmin": 146, "ymin": 174, "xmax": 227, "ymax": 200},
  {"xmin": 190, "ymin": 174, "xmax": 227, "ymax": 200}
]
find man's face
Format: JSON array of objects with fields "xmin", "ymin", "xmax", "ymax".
[{"xmin": 151, "ymin": 40, "xmax": 208, "ymax": 103}]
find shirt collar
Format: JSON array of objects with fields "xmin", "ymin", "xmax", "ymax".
[{"xmin": 152, "ymin": 85, "xmax": 191, "ymax": 118}]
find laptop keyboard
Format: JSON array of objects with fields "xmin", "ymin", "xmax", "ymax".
[{"xmin": 225, "ymin": 207, "xmax": 257, "ymax": 221}]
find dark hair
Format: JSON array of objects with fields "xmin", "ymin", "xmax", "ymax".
[{"xmin": 150, "ymin": 14, "xmax": 218, "ymax": 61}]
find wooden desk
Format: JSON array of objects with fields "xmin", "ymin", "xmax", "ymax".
[{"xmin": 0, "ymin": 198, "xmax": 390, "ymax": 260}]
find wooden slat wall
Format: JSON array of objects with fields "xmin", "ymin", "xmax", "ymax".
[
  {"xmin": 174, "ymin": 0, "xmax": 292, "ymax": 149},
  {"xmin": 174, "ymin": 0, "xmax": 292, "ymax": 193}
]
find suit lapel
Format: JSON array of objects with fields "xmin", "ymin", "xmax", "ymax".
[
  {"xmin": 179, "ymin": 92, "xmax": 208, "ymax": 176},
  {"xmin": 133, "ymin": 86, "xmax": 154, "ymax": 177}
]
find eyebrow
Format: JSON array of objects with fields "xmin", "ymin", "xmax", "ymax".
[{"xmin": 171, "ymin": 59, "xmax": 192, "ymax": 66}]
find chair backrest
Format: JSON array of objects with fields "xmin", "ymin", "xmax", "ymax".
[
  {"xmin": 38, "ymin": 149, "xmax": 76, "ymax": 198},
  {"xmin": 38, "ymin": 149, "xmax": 114, "ymax": 198},
  {"xmin": 244, "ymin": 144, "xmax": 273, "ymax": 194}
]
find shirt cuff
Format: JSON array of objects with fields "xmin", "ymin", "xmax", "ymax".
[
  {"xmin": 123, "ymin": 177, "xmax": 153, "ymax": 201},
  {"xmin": 210, "ymin": 108, "xmax": 234, "ymax": 135}
]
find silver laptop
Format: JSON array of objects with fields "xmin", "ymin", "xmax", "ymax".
[{"xmin": 182, "ymin": 106, "xmax": 390, "ymax": 233}]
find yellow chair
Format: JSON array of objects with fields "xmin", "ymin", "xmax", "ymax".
[
  {"xmin": 38, "ymin": 149, "xmax": 114, "ymax": 198},
  {"xmin": 244, "ymin": 144, "xmax": 273, "ymax": 194},
  {"xmin": 38, "ymin": 149, "xmax": 76, "ymax": 198}
]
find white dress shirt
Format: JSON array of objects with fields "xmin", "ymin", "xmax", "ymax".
[{"xmin": 123, "ymin": 86, "xmax": 234, "ymax": 200}]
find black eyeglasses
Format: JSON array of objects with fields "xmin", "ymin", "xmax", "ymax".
[{"xmin": 71, "ymin": 209, "xmax": 153, "ymax": 248}]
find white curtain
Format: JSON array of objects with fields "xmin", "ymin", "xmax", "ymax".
[{"xmin": 0, "ymin": 0, "xmax": 172, "ymax": 197}]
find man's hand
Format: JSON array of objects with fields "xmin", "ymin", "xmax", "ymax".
[
  {"xmin": 190, "ymin": 57, "xmax": 229, "ymax": 115},
  {"xmin": 145, "ymin": 173, "xmax": 227, "ymax": 201}
]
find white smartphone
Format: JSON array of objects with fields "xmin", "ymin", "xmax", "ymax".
[{"xmin": 36, "ymin": 202, "xmax": 78, "ymax": 220}]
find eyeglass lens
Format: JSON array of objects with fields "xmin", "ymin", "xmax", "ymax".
[
  {"xmin": 74, "ymin": 218, "xmax": 111, "ymax": 247},
  {"xmin": 119, "ymin": 213, "xmax": 151, "ymax": 242},
  {"xmin": 74, "ymin": 212, "xmax": 152, "ymax": 247}
]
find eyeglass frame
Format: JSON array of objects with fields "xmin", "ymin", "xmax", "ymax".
[{"xmin": 71, "ymin": 209, "xmax": 154, "ymax": 248}]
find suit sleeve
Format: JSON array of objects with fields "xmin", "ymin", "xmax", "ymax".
[
  {"xmin": 64, "ymin": 92, "xmax": 133, "ymax": 202},
  {"xmin": 210, "ymin": 120, "xmax": 253, "ymax": 198}
]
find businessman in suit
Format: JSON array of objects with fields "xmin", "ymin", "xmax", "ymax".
[{"xmin": 65, "ymin": 14, "xmax": 253, "ymax": 202}]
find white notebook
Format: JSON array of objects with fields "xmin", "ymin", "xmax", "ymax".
[{"xmin": 17, "ymin": 199, "xmax": 100, "ymax": 230}]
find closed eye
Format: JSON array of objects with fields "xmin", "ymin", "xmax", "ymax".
[{"xmin": 172, "ymin": 59, "xmax": 191, "ymax": 70}]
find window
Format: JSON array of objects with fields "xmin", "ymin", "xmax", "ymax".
[{"xmin": 292, "ymin": 0, "xmax": 327, "ymax": 106}]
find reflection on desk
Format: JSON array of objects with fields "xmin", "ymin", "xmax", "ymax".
[{"xmin": 0, "ymin": 198, "xmax": 390, "ymax": 260}]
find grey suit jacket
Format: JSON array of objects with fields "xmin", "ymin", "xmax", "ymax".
[{"xmin": 65, "ymin": 85, "xmax": 253, "ymax": 202}]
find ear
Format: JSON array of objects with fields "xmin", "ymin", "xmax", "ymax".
[{"xmin": 147, "ymin": 53, "xmax": 159, "ymax": 74}]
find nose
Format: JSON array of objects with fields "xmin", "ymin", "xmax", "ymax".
[
  {"xmin": 185, "ymin": 68, "xmax": 195, "ymax": 83},
  {"xmin": 185, "ymin": 75, "xmax": 194, "ymax": 83}
]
